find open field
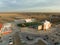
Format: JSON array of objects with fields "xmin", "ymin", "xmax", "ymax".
[{"xmin": 0, "ymin": 12, "xmax": 60, "ymax": 23}]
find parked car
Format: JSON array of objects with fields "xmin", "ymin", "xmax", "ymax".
[
  {"xmin": 8, "ymin": 40, "xmax": 13, "ymax": 45},
  {"xmin": 8, "ymin": 36, "xmax": 13, "ymax": 45},
  {"xmin": 0, "ymin": 37, "xmax": 2, "ymax": 42},
  {"xmin": 9, "ymin": 36, "xmax": 12, "ymax": 40},
  {"xmin": 26, "ymin": 36, "xmax": 33, "ymax": 41}
]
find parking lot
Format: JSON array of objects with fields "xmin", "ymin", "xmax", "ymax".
[{"xmin": 19, "ymin": 24, "xmax": 60, "ymax": 45}]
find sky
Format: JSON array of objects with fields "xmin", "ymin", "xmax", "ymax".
[{"xmin": 0, "ymin": 0, "xmax": 60, "ymax": 12}]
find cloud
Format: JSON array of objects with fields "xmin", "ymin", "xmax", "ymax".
[{"xmin": 0, "ymin": 0, "xmax": 60, "ymax": 12}]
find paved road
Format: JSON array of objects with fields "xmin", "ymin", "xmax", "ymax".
[{"xmin": 13, "ymin": 32, "xmax": 23, "ymax": 45}]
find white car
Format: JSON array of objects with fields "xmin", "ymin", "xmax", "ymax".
[
  {"xmin": 9, "ymin": 36, "xmax": 12, "ymax": 39},
  {"xmin": 8, "ymin": 36, "xmax": 13, "ymax": 45},
  {"xmin": 8, "ymin": 40, "xmax": 13, "ymax": 45}
]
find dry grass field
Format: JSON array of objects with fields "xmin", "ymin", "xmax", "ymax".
[{"xmin": 0, "ymin": 12, "xmax": 60, "ymax": 23}]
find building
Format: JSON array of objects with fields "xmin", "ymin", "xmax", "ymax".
[
  {"xmin": 0, "ymin": 23, "xmax": 3, "ymax": 30},
  {"xmin": 25, "ymin": 19, "xmax": 36, "ymax": 23},
  {"xmin": 43, "ymin": 20, "xmax": 51, "ymax": 31},
  {"xmin": 0, "ymin": 23, "xmax": 3, "ymax": 37},
  {"xmin": 38, "ymin": 25, "xmax": 42, "ymax": 31},
  {"xmin": 50, "ymin": 15, "xmax": 60, "ymax": 23},
  {"xmin": 38, "ymin": 20, "xmax": 51, "ymax": 31},
  {"xmin": 0, "ymin": 23, "xmax": 14, "ymax": 35}
]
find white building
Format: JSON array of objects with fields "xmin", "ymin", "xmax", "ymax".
[
  {"xmin": 43, "ymin": 20, "xmax": 51, "ymax": 30},
  {"xmin": 38, "ymin": 20, "xmax": 51, "ymax": 31},
  {"xmin": 38, "ymin": 25, "xmax": 42, "ymax": 30},
  {"xmin": 25, "ymin": 19, "xmax": 36, "ymax": 23},
  {"xmin": 0, "ymin": 23, "xmax": 14, "ymax": 35}
]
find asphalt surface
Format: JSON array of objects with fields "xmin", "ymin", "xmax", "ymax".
[
  {"xmin": 13, "ymin": 32, "xmax": 23, "ymax": 45},
  {"xmin": 0, "ymin": 24, "xmax": 60, "ymax": 45},
  {"xmin": 0, "ymin": 32, "xmax": 14, "ymax": 45},
  {"xmin": 19, "ymin": 24, "xmax": 60, "ymax": 45}
]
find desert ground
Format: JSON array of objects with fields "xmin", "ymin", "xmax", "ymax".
[{"xmin": 0, "ymin": 12, "xmax": 60, "ymax": 23}]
